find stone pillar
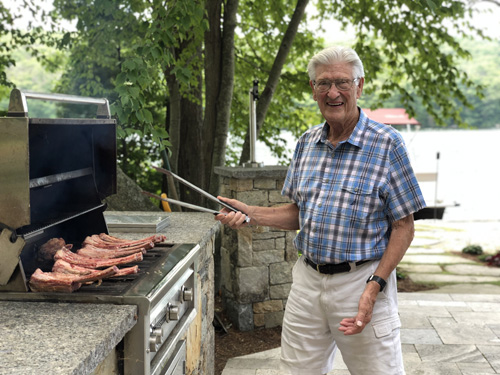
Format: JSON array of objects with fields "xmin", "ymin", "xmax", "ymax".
[{"xmin": 214, "ymin": 166, "xmax": 298, "ymax": 331}]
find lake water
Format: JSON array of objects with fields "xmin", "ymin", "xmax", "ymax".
[{"xmin": 255, "ymin": 128, "xmax": 500, "ymax": 222}]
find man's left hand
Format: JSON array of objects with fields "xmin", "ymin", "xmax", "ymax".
[{"xmin": 338, "ymin": 282, "xmax": 379, "ymax": 335}]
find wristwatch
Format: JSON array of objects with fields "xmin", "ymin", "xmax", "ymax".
[{"xmin": 366, "ymin": 274, "xmax": 387, "ymax": 292}]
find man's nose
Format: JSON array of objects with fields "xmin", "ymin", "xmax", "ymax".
[{"xmin": 326, "ymin": 84, "xmax": 340, "ymax": 96}]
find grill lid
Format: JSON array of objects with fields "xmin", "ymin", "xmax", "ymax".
[
  {"xmin": 0, "ymin": 89, "xmax": 117, "ymax": 290},
  {"xmin": 0, "ymin": 89, "xmax": 116, "ymax": 229}
]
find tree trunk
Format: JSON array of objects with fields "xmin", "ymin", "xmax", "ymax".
[
  {"xmin": 207, "ymin": 0, "xmax": 239, "ymax": 203},
  {"xmin": 165, "ymin": 57, "xmax": 181, "ymax": 175},
  {"xmin": 178, "ymin": 48, "xmax": 204, "ymax": 205},
  {"xmin": 203, "ymin": 0, "xmax": 223, "ymax": 207},
  {"xmin": 239, "ymin": 0, "xmax": 310, "ymax": 164}
]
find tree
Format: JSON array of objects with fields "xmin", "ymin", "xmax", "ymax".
[
  {"xmin": 314, "ymin": 0, "xmax": 489, "ymax": 128},
  {"xmin": 237, "ymin": 0, "xmax": 310, "ymax": 165},
  {"xmin": 0, "ymin": 1, "xmax": 55, "ymax": 104},
  {"xmin": 2, "ymin": 0, "xmax": 493, "ymax": 206},
  {"xmin": 48, "ymin": 0, "xmax": 315, "ymax": 208}
]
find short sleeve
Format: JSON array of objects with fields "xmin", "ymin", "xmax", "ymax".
[{"xmin": 385, "ymin": 140, "xmax": 427, "ymax": 222}]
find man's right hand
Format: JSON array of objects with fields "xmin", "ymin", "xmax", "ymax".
[{"xmin": 215, "ymin": 196, "xmax": 252, "ymax": 229}]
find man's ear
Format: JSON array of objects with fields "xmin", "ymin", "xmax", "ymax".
[
  {"xmin": 310, "ymin": 80, "xmax": 317, "ymax": 101},
  {"xmin": 356, "ymin": 77, "xmax": 364, "ymax": 99}
]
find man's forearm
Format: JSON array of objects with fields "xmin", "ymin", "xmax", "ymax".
[
  {"xmin": 373, "ymin": 214, "xmax": 415, "ymax": 281},
  {"xmin": 249, "ymin": 203, "xmax": 300, "ymax": 230},
  {"xmin": 344, "ymin": 214, "xmax": 415, "ymax": 335}
]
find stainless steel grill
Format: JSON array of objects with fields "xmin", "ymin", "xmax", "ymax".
[{"xmin": 0, "ymin": 89, "xmax": 200, "ymax": 374}]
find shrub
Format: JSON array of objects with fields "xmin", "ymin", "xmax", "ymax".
[
  {"xmin": 462, "ymin": 244, "xmax": 483, "ymax": 255},
  {"xmin": 478, "ymin": 254, "xmax": 489, "ymax": 262},
  {"xmin": 396, "ymin": 268, "xmax": 407, "ymax": 280}
]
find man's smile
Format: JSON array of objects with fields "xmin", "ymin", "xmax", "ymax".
[{"xmin": 327, "ymin": 101, "xmax": 343, "ymax": 107}]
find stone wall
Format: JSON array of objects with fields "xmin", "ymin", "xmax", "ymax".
[
  {"xmin": 215, "ymin": 166, "xmax": 297, "ymax": 331},
  {"xmin": 186, "ymin": 227, "xmax": 218, "ymax": 375}
]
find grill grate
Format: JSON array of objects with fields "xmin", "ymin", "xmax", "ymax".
[{"xmin": 75, "ymin": 244, "xmax": 175, "ymax": 295}]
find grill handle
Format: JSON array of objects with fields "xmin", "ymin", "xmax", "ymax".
[{"xmin": 8, "ymin": 89, "xmax": 111, "ymax": 118}]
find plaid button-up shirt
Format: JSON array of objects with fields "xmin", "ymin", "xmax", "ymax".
[{"xmin": 282, "ymin": 109, "xmax": 426, "ymax": 264}]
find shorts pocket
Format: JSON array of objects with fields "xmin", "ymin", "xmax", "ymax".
[
  {"xmin": 372, "ymin": 314, "xmax": 401, "ymax": 338},
  {"xmin": 370, "ymin": 314, "xmax": 403, "ymax": 368}
]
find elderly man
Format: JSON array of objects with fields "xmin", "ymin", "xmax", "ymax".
[{"xmin": 217, "ymin": 45, "xmax": 426, "ymax": 375}]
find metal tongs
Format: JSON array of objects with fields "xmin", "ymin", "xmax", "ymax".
[{"xmin": 143, "ymin": 166, "xmax": 250, "ymax": 223}]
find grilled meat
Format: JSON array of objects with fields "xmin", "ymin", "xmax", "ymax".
[
  {"xmin": 36, "ymin": 238, "xmax": 74, "ymax": 270},
  {"xmin": 53, "ymin": 259, "xmax": 139, "ymax": 277},
  {"xmin": 29, "ymin": 266, "xmax": 118, "ymax": 293},
  {"xmin": 54, "ymin": 248, "xmax": 143, "ymax": 268},
  {"xmin": 77, "ymin": 245, "xmax": 146, "ymax": 259}
]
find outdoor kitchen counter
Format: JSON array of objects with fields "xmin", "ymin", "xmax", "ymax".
[
  {"xmin": 0, "ymin": 301, "xmax": 137, "ymax": 375},
  {"xmin": 0, "ymin": 212, "xmax": 220, "ymax": 375},
  {"xmin": 157, "ymin": 211, "xmax": 221, "ymax": 245},
  {"xmin": 108, "ymin": 211, "xmax": 222, "ymax": 246}
]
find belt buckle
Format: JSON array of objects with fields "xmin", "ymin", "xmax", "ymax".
[
  {"xmin": 348, "ymin": 262, "xmax": 357, "ymax": 272},
  {"xmin": 316, "ymin": 263, "xmax": 326, "ymax": 273}
]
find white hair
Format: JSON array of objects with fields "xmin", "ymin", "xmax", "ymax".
[{"xmin": 307, "ymin": 46, "xmax": 365, "ymax": 81}]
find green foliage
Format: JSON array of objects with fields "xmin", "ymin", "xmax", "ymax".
[
  {"xmin": 227, "ymin": 0, "xmax": 324, "ymax": 165},
  {"xmin": 2, "ymin": 0, "xmax": 498, "ymax": 188},
  {"xmin": 0, "ymin": 44, "xmax": 65, "ymax": 118},
  {"xmin": 462, "ymin": 244, "xmax": 483, "ymax": 255},
  {"xmin": 317, "ymin": 0, "xmax": 484, "ymax": 128},
  {"xmin": 48, "ymin": 0, "xmax": 207, "ymax": 189},
  {"xmin": 110, "ymin": 0, "xmax": 207, "ymax": 129},
  {"xmin": 396, "ymin": 268, "xmax": 407, "ymax": 280},
  {"xmin": 0, "ymin": 4, "xmax": 15, "ymax": 92}
]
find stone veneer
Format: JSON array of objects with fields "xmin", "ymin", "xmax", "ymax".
[{"xmin": 215, "ymin": 166, "xmax": 298, "ymax": 331}]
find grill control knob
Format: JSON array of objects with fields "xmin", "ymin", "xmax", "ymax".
[
  {"xmin": 152, "ymin": 327, "xmax": 163, "ymax": 344},
  {"xmin": 167, "ymin": 304, "xmax": 179, "ymax": 321},
  {"xmin": 182, "ymin": 286, "xmax": 194, "ymax": 302},
  {"xmin": 149, "ymin": 327, "xmax": 163, "ymax": 352}
]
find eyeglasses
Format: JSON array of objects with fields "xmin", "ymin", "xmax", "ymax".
[{"xmin": 313, "ymin": 78, "xmax": 360, "ymax": 93}]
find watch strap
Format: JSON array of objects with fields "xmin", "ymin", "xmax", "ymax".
[{"xmin": 366, "ymin": 274, "xmax": 387, "ymax": 292}]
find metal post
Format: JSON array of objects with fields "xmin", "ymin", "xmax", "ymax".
[
  {"xmin": 244, "ymin": 80, "xmax": 264, "ymax": 168},
  {"xmin": 434, "ymin": 152, "xmax": 440, "ymax": 219}
]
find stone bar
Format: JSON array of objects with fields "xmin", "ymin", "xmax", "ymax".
[{"xmin": 215, "ymin": 166, "xmax": 297, "ymax": 331}]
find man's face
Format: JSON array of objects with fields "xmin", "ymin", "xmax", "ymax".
[{"xmin": 310, "ymin": 62, "xmax": 364, "ymax": 127}]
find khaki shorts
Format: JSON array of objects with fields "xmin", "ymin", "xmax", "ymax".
[{"xmin": 280, "ymin": 256, "xmax": 405, "ymax": 375}]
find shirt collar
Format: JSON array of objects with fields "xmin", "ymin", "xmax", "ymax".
[{"xmin": 316, "ymin": 107, "xmax": 367, "ymax": 149}]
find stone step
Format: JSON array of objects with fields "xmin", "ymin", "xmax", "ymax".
[
  {"xmin": 399, "ymin": 265, "xmax": 442, "ymax": 273},
  {"xmin": 411, "ymin": 237, "xmax": 442, "ymax": 248},
  {"xmin": 444, "ymin": 264, "xmax": 500, "ymax": 277},
  {"xmin": 407, "ymin": 273, "xmax": 499, "ymax": 284},
  {"xmin": 406, "ymin": 248, "xmax": 446, "ymax": 255},
  {"xmin": 401, "ymin": 254, "xmax": 478, "ymax": 265}
]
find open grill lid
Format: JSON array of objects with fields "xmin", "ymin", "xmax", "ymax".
[{"xmin": 0, "ymin": 89, "xmax": 117, "ymax": 290}]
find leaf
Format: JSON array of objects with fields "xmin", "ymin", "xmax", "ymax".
[
  {"xmin": 425, "ymin": 0, "xmax": 437, "ymax": 12},
  {"xmin": 136, "ymin": 109, "xmax": 144, "ymax": 122},
  {"xmin": 143, "ymin": 108, "xmax": 153, "ymax": 123},
  {"xmin": 122, "ymin": 59, "xmax": 136, "ymax": 71}
]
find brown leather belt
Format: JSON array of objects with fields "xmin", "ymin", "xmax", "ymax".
[{"xmin": 304, "ymin": 257, "xmax": 370, "ymax": 274}]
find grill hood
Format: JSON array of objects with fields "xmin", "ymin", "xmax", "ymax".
[{"xmin": 0, "ymin": 89, "xmax": 117, "ymax": 291}]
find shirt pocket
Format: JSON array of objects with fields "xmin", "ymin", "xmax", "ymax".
[{"xmin": 340, "ymin": 179, "xmax": 383, "ymax": 221}]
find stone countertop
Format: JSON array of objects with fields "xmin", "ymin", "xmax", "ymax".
[
  {"xmin": 0, "ymin": 301, "xmax": 137, "ymax": 375},
  {"xmin": 106, "ymin": 211, "xmax": 221, "ymax": 248}
]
